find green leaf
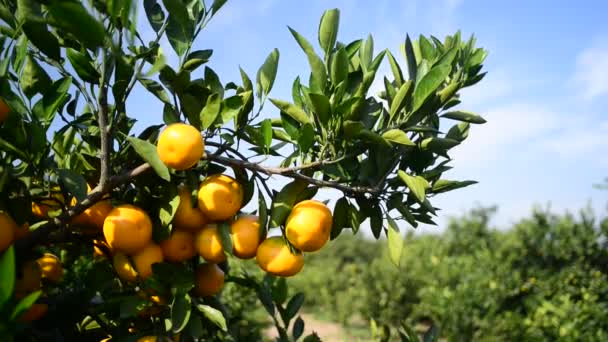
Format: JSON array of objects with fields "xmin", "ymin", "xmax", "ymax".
[
  {"xmin": 17, "ymin": 0, "xmax": 60, "ymax": 61},
  {"xmin": 288, "ymin": 27, "xmax": 327, "ymax": 93},
  {"xmin": 441, "ymin": 110, "xmax": 486, "ymax": 124},
  {"xmin": 165, "ymin": 14, "xmax": 190, "ymax": 56},
  {"xmin": 0, "ymin": 245, "xmax": 15, "ymax": 306},
  {"xmin": 318, "ymin": 8, "xmax": 340, "ymax": 55},
  {"xmin": 270, "ymin": 98, "xmax": 311, "ymax": 125},
  {"xmin": 386, "ymin": 50, "xmax": 404, "ymax": 87},
  {"xmin": 419, "ymin": 35, "xmax": 436, "ymax": 61},
  {"xmin": 420, "ymin": 137, "xmax": 460, "ymax": 151},
  {"xmin": 261, "ymin": 119, "xmax": 272, "ymax": 150},
  {"xmin": 431, "ymin": 179, "xmax": 477, "ymax": 194},
  {"xmin": 201, "ymin": 93, "xmax": 222, "ymax": 130},
  {"xmin": 127, "ymin": 137, "xmax": 170, "ymax": 181},
  {"xmin": 387, "ymin": 217, "xmax": 404, "ymax": 267},
  {"xmin": 139, "ymin": 78, "xmax": 171, "ymax": 104},
  {"xmin": 11, "ymin": 290, "xmax": 41, "ymax": 320},
  {"xmin": 412, "ymin": 63, "xmax": 451, "ymax": 112},
  {"xmin": 446, "ymin": 122, "xmax": 469, "ymax": 142},
  {"xmin": 210, "ymin": 0, "xmax": 228, "ymax": 14},
  {"xmin": 404, "ymin": 35, "xmax": 418, "ymax": 80},
  {"xmin": 285, "ymin": 293, "xmax": 305, "ymax": 321},
  {"xmin": 160, "ymin": 190, "xmax": 180, "ymax": 226},
  {"xmin": 163, "ymin": 103, "xmax": 180, "ymax": 124},
  {"xmin": 41, "ymin": 76, "xmax": 71, "ymax": 124},
  {"xmin": 145, "ymin": 47, "xmax": 167, "ymax": 77},
  {"xmin": 240, "ymin": 67, "xmax": 253, "ymax": 91},
  {"xmin": 216, "ymin": 94, "xmax": 243, "ymax": 127},
  {"xmin": 398, "ymin": 170, "xmax": 427, "ymax": 203},
  {"xmin": 330, "ymin": 47, "xmax": 349, "ymax": 85},
  {"xmin": 182, "ymin": 49, "xmax": 212, "ymax": 72},
  {"xmin": 297, "ymin": 123, "xmax": 315, "ymax": 151},
  {"xmin": 331, "ymin": 197, "xmax": 348, "ymax": 239},
  {"xmin": 20, "ymin": 55, "xmax": 52, "ymax": 98},
  {"xmin": 293, "ymin": 316, "xmax": 305, "ymax": 341},
  {"xmin": 217, "ymin": 221, "xmax": 233, "ymax": 254},
  {"xmin": 270, "ymin": 180, "xmax": 308, "ymax": 227},
  {"xmin": 308, "ymin": 93, "xmax": 331, "ymax": 125},
  {"xmin": 144, "ymin": 0, "xmax": 165, "ymax": 32},
  {"xmin": 256, "ymin": 48, "xmax": 280, "ymax": 100},
  {"xmin": 359, "ymin": 34, "xmax": 374, "ymax": 70},
  {"xmin": 423, "ymin": 325, "xmax": 439, "ymax": 342},
  {"xmin": 389, "ymin": 80, "xmax": 412, "ymax": 120},
  {"xmin": 57, "ymin": 169, "xmax": 87, "ymax": 201},
  {"xmin": 171, "ymin": 292, "xmax": 192, "ymax": 333},
  {"xmin": 258, "ymin": 191, "xmax": 268, "ymax": 238},
  {"xmin": 47, "ymin": 1, "xmax": 106, "ymax": 49},
  {"xmin": 382, "ymin": 129, "xmax": 415, "ymax": 146},
  {"xmin": 197, "ymin": 304, "xmax": 227, "ymax": 331}
]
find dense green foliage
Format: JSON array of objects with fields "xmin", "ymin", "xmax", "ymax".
[{"xmin": 289, "ymin": 206, "xmax": 608, "ymax": 341}]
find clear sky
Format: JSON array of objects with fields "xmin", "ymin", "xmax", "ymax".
[{"xmin": 129, "ymin": 0, "xmax": 608, "ymax": 231}]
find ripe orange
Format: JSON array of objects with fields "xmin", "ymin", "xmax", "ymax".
[
  {"xmin": 71, "ymin": 184, "xmax": 113, "ymax": 230},
  {"xmin": 156, "ymin": 123, "xmax": 204, "ymax": 170},
  {"xmin": 132, "ymin": 243, "xmax": 163, "ymax": 279},
  {"xmin": 193, "ymin": 263, "xmax": 225, "ymax": 297},
  {"xmin": 230, "ymin": 215, "xmax": 262, "ymax": 259},
  {"xmin": 31, "ymin": 187, "xmax": 64, "ymax": 218},
  {"xmin": 15, "ymin": 261, "xmax": 42, "ymax": 296},
  {"xmin": 137, "ymin": 337, "xmax": 157, "ymax": 342},
  {"xmin": 172, "ymin": 185, "xmax": 208, "ymax": 232},
  {"xmin": 0, "ymin": 97, "xmax": 9, "ymax": 123},
  {"xmin": 17, "ymin": 303, "xmax": 48, "ymax": 322},
  {"xmin": 0, "ymin": 211, "xmax": 17, "ymax": 252},
  {"xmin": 113, "ymin": 252, "xmax": 138, "ymax": 282},
  {"xmin": 37, "ymin": 253, "xmax": 63, "ymax": 283},
  {"xmin": 103, "ymin": 204, "xmax": 153, "ymax": 254},
  {"xmin": 256, "ymin": 236, "xmax": 304, "ymax": 277},
  {"xmin": 285, "ymin": 200, "xmax": 332, "ymax": 252},
  {"xmin": 197, "ymin": 174, "xmax": 243, "ymax": 221},
  {"xmin": 194, "ymin": 224, "xmax": 226, "ymax": 263},
  {"xmin": 161, "ymin": 230, "xmax": 196, "ymax": 263},
  {"xmin": 93, "ymin": 239, "xmax": 111, "ymax": 258}
]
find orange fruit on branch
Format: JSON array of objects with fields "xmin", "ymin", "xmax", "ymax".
[
  {"xmin": 15, "ymin": 261, "xmax": 42, "ymax": 296},
  {"xmin": 132, "ymin": 243, "xmax": 164, "ymax": 279},
  {"xmin": 197, "ymin": 174, "xmax": 243, "ymax": 221},
  {"xmin": 172, "ymin": 185, "xmax": 208, "ymax": 233},
  {"xmin": 230, "ymin": 215, "xmax": 262, "ymax": 259},
  {"xmin": 285, "ymin": 200, "xmax": 332, "ymax": 252},
  {"xmin": 37, "ymin": 253, "xmax": 63, "ymax": 283},
  {"xmin": 112, "ymin": 252, "xmax": 138, "ymax": 282},
  {"xmin": 0, "ymin": 211, "xmax": 17, "ymax": 252},
  {"xmin": 194, "ymin": 224, "xmax": 226, "ymax": 263},
  {"xmin": 156, "ymin": 123, "xmax": 204, "ymax": 170},
  {"xmin": 256, "ymin": 236, "xmax": 304, "ymax": 277},
  {"xmin": 17, "ymin": 303, "xmax": 48, "ymax": 322},
  {"xmin": 160, "ymin": 230, "xmax": 196, "ymax": 263},
  {"xmin": 193, "ymin": 263, "xmax": 225, "ymax": 297},
  {"xmin": 70, "ymin": 184, "xmax": 113, "ymax": 230},
  {"xmin": 103, "ymin": 204, "xmax": 152, "ymax": 254}
]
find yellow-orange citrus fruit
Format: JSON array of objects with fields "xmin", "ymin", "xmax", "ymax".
[
  {"xmin": 31, "ymin": 187, "xmax": 64, "ymax": 218},
  {"xmin": 194, "ymin": 224, "xmax": 226, "ymax": 263},
  {"xmin": 0, "ymin": 97, "xmax": 9, "ymax": 123},
  {"xmin": 161, "ymin": 230, "xmax": 196, "ymax": 262},
  {"xmin": 172, "ymin": 186, "xmax": 208, "ymax": 232},
  {"xmin": 230, "ymin": 215, "xmax": 262, "ymax": 259},
  {"xmin": 37, "ymin": 253, "xmax": 63, "ymax": 283},
  {"xmin": 17, "ymin": 303, "xmax": 48, "ymax": 322},
  {"xmin": 93, "ymin": 239, "xmax": 111, "ymax": 258},
  {"xmin": 156, "ymin": 123, "xmax": 204, "ymax": 170},
  {"xmin": 193, "ymin": 263, "xmax": 225, "ymax": 297},
  {"xmin": 103, "ymin": 204, "xmax": 153, "ymax": 254},
  {"xmin": 197, "ymin": 174, "xmax": 243, "ymax": 221},
  {"xmin": 256, "ymin": 237, "xmax": 304, "ymax": 277},
  {"xmin": 137, "ymin": 337, "xmax": 158, "ymax": 342},
  {"xmin": 285, "ymin": 200, "xmax": 332, "ymax": 252},
  {"xmin": 132, "ymin": 243, "xmax": 163, "ymax": 279},
  {"xmin": 15, "ymin": 261, "xmax": 42, "ymax": 296},
  {"xmin": 100, "ymin": 338, "xmax": 112, "ymax": 342},
  {"xmin": 112, "ymin": 252, "xmax": 138, "ymax": 282},
  {"xmin": 71, "ymin": 184, "xmax": 113, "ymax": 230},
  {"xmin": 0, "ymin": 211, "xmax": 17, "ymax": 252}
]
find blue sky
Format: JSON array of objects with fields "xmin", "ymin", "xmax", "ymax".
[{"xmin": 129, "ymin": 0, "xmax": 608, "ymax": 231}]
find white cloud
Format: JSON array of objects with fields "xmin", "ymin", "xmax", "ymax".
[
  {"xmin": 574, "ymin": 42, "xmax": 608, "ymax": 100},
  {"xmin": 539, "ymin": 117, "xmax": 608, "ymax": 166}
]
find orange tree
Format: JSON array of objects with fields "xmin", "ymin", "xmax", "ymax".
[{"xmin": 0, "ymin": 1, "xmax": 488, "ymax": 341}]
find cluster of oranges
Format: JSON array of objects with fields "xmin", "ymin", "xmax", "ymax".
[{"xmin": 0, "ymin": 122, "xmax": 334, "ymax": 325}]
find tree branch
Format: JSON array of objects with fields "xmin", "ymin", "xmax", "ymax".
[{"xmin": 98, "ymin": 53, "xmax": 111, "ymax": 187}]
